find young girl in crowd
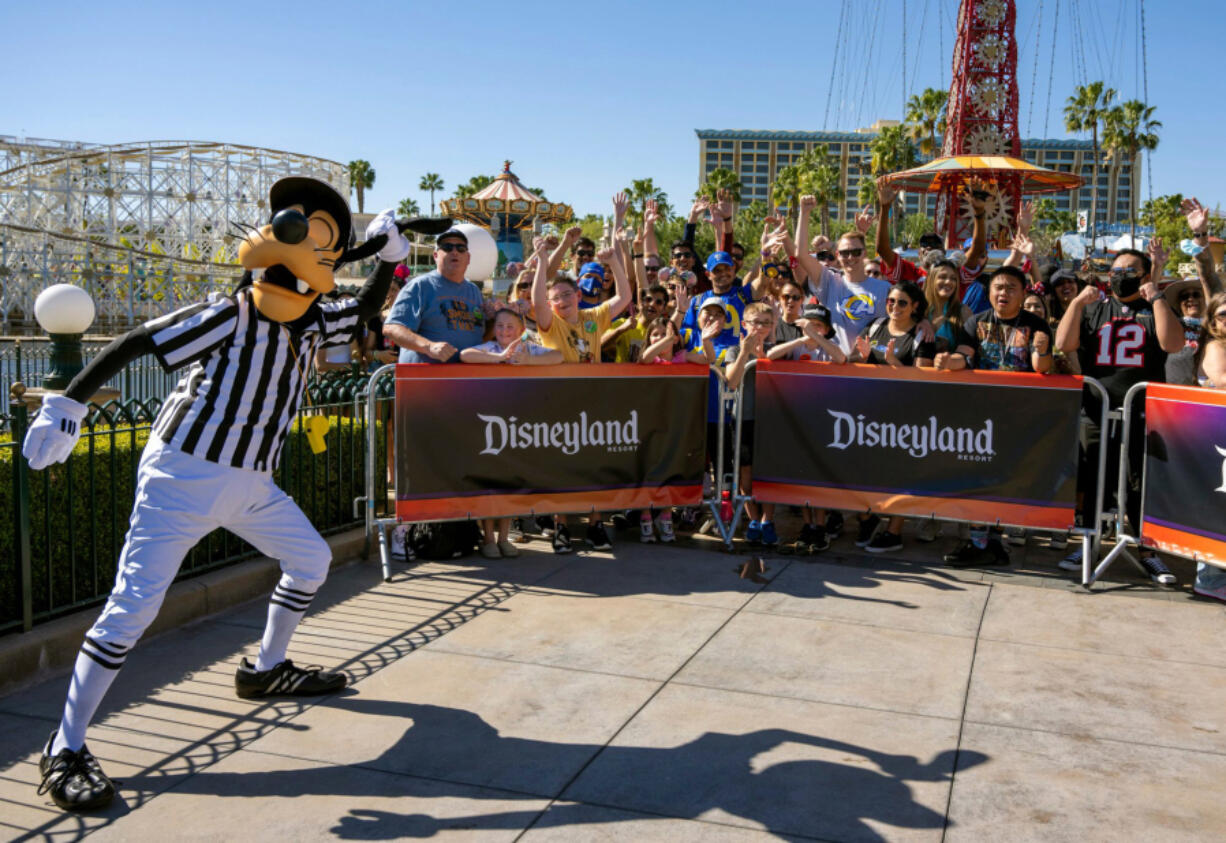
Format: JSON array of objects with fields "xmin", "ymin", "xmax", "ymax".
[
  {"xmin": 851, "ymin": 280, "xmax": 935, "ymax": 553},
  {"xmin": 460, "ymin": 307, "xmax": 563, "ymax": 559},
  {"xmin": 923, "ymin": 261, "xmax": 971, "ymax": 355}
]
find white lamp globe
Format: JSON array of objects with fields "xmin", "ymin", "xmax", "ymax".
[
  {"xmin": 453, "ymin": 223, "xmax": 499, "ymax": 282},
  {"xmin": 34, "ymin": 284, "xmax": 96, "ymax": 334}
]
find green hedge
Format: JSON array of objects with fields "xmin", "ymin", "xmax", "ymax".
[{"xmin": 0, "ymin": 411, "xmax": 387, "ymax": 631}]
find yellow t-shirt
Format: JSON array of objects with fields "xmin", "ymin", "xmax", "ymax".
[
  {"xmin": 538, "ymin": 302, "xmax": 614, "ymax": 363},
  {"xmin": 612, "ymin": 318, "xmax": 649, "ymax": 363}
]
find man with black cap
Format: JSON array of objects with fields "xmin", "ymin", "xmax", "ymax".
[{"xmin": 385, "ymin": 228, "xmax": 486, "ymax": 363}]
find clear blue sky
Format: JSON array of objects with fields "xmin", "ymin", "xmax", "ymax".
[{"xmin": 3, "ymin": 0, "xmax": 1214, "ymax": 220}]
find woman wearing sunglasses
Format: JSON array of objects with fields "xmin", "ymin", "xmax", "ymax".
[{"xmin": 849, "ymin": 280, "xmax": 935, "ymax": 554}]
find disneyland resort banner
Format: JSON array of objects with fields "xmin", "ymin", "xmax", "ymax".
[
  {"xmin": 752, "ymin": 362, "xmax": 1083, "ymax": 528},
  {"xmin": 394, "ymin": 363, "xmax": 708, "ymax": 521},
  {"xmin": 1142, "ymin": 383, "xmax": 1226, "ymax": 567}
]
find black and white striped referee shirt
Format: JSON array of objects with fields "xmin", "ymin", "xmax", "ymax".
[{"xmin": 147, "ymin": 289, "xmax": 361, "ymax": 472}]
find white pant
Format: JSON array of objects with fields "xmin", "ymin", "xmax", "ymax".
[{"xmin": 88, "ymin": 435, "xmax": 332, "ymax": 648}]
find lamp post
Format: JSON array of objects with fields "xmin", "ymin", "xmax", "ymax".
[{"xmin": 34, "ymin": 284, "xmax": 95, "ymax": 390}]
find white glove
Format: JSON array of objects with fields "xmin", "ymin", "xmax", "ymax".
[
  {"xmin": 365, "ymin": 208, "xmax": 411, "ymax": 263},
  {"xmin": 23, "ymin": 394, "xmax": 88, "ymax": 470}
]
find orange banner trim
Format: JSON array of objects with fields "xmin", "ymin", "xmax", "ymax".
[
  {"xmin": 396, "ymin": 485, "xmax": 703, "ymax": 522},
  {"xmin": 1141, "ymin": 522, "xmax": 1226, "ymax": 569},
  {"xmin": 752, "ymin": 481, "xmax": 1074, "ymax": 530},
  {"xmin": 395, "ymin": 362, "xmax": 708, "ymax": 380},
  {"xmin": 757, "ymin": 359, "xmax": 1084, "ymax": 390}
]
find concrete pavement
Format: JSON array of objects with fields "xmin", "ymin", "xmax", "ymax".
[{"xmin": 2, "ymin": 526, "xmax": 1225, "ymax": 841}]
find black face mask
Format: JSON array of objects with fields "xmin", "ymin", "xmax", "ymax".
[{"xmin": 1110, "ymin": 270, "xmax": 1143, "ymax": 299}]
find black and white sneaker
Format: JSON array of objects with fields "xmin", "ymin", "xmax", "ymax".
[
  {"xmin": 552, "ymin": 525, "xmax": 573, "ymax": 554},
  {"xmin": 1138, "ymin": 553, "xmax": 1176, "ymax": 586},
  {"xmin": 944, "ymin": 539, "xmax": 1010, "ymax": 569},
  {"xmin": 854, "ymin": 515, "xmax": 881, "ymax": 547},
  {"xmin": 38, "ymin": 731, "xmax": 115, "ymax": 811},
  {"xmin": 1057, "ymin": 547, "xmax": 1083, "ymax": 572},
  {"xmin": 234, "ymin": 658, "xmax": 347, "ymax": 699},
  {"xmin": 865, "ymin": 531, "xmax": 903, "ymax": 554},
  {"xmin": 586, "ymin": 522, "xmax": 613, "ymax": 551},
  {"xmin": 809, "ymin": 526, "xmax": 831, "ymax": 553}
]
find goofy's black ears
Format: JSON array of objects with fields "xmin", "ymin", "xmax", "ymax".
[
  {"xmin": 337, "ymin": 217, "xmax": 455, "ymax": 266},
  {"xmin": 398, "ymin": 216, "xmax": 454, "ymax": 236}
]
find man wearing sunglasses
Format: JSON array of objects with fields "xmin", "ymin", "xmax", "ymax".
[
  {"xmin": 784, "ymin": 195, "xmax": 891, "ymax": 353},
  {"xmin": 605, "ymin": 284, "xmax": 671, "ymax": 363},
  {"xmin": 384, "ymin": 228, "xmax": 485, "ymax": 363},
  {"xmin": 1162, "ymin": 277, "xmax": 1207, "ymax": 386},
  {"xmin": 1055, "ymin": 242, "xmax": 1186, "ymax": 584}
]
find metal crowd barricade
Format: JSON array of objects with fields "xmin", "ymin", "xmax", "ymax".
[
  {"xmin": 360, "ymin": 361, "xmax": 1113, "ymax": 578},
  {"xmin": 1083, "ymin": 380, "xmax": 1150, "ymax": 588},
  {"xmin": 701, "ymin": 361, "xmax": 752, "ymax": 551}
]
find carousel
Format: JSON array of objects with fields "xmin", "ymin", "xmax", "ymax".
[{"xmin": 439, "ymin": 161, "xmax": 573, "ymax": 265}]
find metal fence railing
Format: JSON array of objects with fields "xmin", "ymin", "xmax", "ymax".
[{"xmin": 2, "ymin": 370, "xmax": 395, "ymax": 635}]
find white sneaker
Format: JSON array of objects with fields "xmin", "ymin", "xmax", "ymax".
[
  {"xmin": 639, "ymin": 518, "xmax": 657, "ymax": 543},
  {"xmin": 655, "ymin": 516, "xmax": 676, "ymax": 543},
  {"xmin": 1004, "ymin": 527, "xmax": 1027, "ymax": 546},
  {"xmin": 1048, "ymin": 532, "xmax": 1069, "ymax": 550},
  {"xmin": 389, "ymin": 525, "xmax": 407, "ymax": 559},
  {"xmin": 1058, "ymin": 547, "xmax": 1083, "ymax": 572}
]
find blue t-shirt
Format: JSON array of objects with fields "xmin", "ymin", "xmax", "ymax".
[
  {"xmin": 681, "ymin": 327, "xmax": 738, "ymax": 422},
  {"xmin": 961, "ymin": 278, "xmax": 990, "ymax": 315},
  {"xmin": 386, "ymin": 270, "xmax": 486, "ymax": 363},
  {"xmin": 682, "ymin": 285, "xmax": 754, "ymax": 346}
]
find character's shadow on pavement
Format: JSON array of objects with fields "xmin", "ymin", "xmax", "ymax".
[{"xmin": 145, "ymin": 698, "xmax": 987, "ymax": 842}]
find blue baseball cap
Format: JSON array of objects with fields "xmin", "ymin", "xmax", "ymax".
[{"xmin": 706, "ymin": 251, "xmax": 734, "ymax": 272}]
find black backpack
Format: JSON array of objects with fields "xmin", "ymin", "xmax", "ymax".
[{"xmin": 406, "ymin": 521, "xmax": 482, "ymax": 560}]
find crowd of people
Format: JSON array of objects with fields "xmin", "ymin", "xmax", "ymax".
[{"xmin": 369, "ymin": 188, "xmax": 1226, "ymax": 601}]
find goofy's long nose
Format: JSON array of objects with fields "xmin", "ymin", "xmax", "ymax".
[{"xmin": 271, "ymin": 209, "xmax": 309, "ymax": 244}]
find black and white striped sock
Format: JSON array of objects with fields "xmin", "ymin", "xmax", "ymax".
[
  {"xmin": 254, "ymin": 580, "xmax": 315, "ymax": 672},
  {"xmin": 51, "ymin": 637, "xmax": 130, "ymax": 754}
]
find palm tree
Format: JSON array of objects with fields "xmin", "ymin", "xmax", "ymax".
[
  {"xmin": 1064, "ymin": 81, "xmax": 1116, "ymax": 248},
  {"xmin": 347, "ymin": 160, "xmax": 375, "ymax": 213},
  {"xmin": 800, "ymin": 147, "xmax": 844, "ymax": 238},
  {"xmin": 695, "ymin": 167, "xmax": 742, "ymax": 203},
  {"xmin": 418, "ymin": 173, "xmax": 445, "ymax": 215},
  {"xmin": 771, "ymin": 165, "xmax": 802, "ymax": 216},
  {"xmin": 869, "ymin": 125, "xmax": 918, "ymax": 240},
  {"xmin": 453, "ymin": 175, "xmax": 494, "ymax": 199},
  {"xmin": 398, "ymin": 197, "xmax": 421, "ymax": 218},
  {"xmin": 904, "ymin": 87, "xmax": 948, "ymax": 217},
  {"xmin": 1103, "ymin": 100, "xmax": 1161, "ymax": 241},
  {"xmin": 624, "ymin": 178, "xmax": 670, "ymax": 227}
]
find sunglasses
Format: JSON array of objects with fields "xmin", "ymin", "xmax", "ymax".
[
  {"xmin": 438, "ymin": 242, "xmax": 468, "ymax": 253},
  {"xmin": 672, "ymin": 252, "xmax": 694, "ymax": 261},
  {"xmin": 780, "ymin": 293, "xmax": 803, "ymax": 302},
  {"xmin": 885, "ymin": 297, "xmax": 913, "ymax": 308},
  {"xmin": 647, "ymin": 297, "xmax": 668, "ymax": 307},
  {"xmin": 865, "ymin": 269, "xmax": 882, "ymax": 277},
  {"xmin": 838, "ymin": 248, "xmax": 864, "ymax": 258},
  {"xmin": 575, "ymin": 249, "xmax": 595, "ymax": 258},
  {"xmin": 815, "ymin": 251, "xmax": 835, "ymax": 261},
  {"xmin": 1179, "ymin": 292, "xmax": 1203, "ymax": 302},
  {"xmin": 1109, "ymin": 267, "xmax": 1142, "ymax": 279},
  {"xmin": 644, "ymin": 264, "xmax": 661, "ymax": 272},
  {"xmin": 515, "ymin": 281, "xmax": 532, "ymax": 290}
]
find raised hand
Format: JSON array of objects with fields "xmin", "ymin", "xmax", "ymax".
[
  {"xmin": 564, "ymin": 225, "xmax": 582, "ymax": 244},
  {"xmin": 1182, "ymin": 197, "xmax": 1210, "ymax": 233},
  {"xmin": 595, "ymin": 246, "xmax": 615, "ymax": 265},
  {"xmin": 644, "ymin": 199, "xmax": 659, "ymax": 227},
  {"xmin": 1017, "ymin": 199, "xmax": 1035, "ymax": 235},
  {"xmin": 1147, "ymin": 235, "xmax": 1168, "ymax": 279},
  {"xmin": 689, "ymin": 198, "xmax": 709, "ymax": 224},
  {"xmin": 799, "ymin": 194, "xmax": 817, "ymax": 214},
  {"xmin": 1010, "ymin": 231, "xmax": 1035, "ymax": 257},
  {"xmin": 612, "ymin": 192, "xmax": 629, "ymax": 226},
  {"xmin": 672, "ymin": 281, "xmax": 690, "ymax": 314},
  {"xmin": 855, "ymin": 206, "xmax": 875, "ymax": 235},
  {"xmin": 701, "ymin": 318, "xmax": 723, "ymax": 343},
  {"xmin": 876, "ymin": 179, "xmax": 898, "ymax": 207},
  {"xmin": 531, "ymin": 235, "xmax": 548, "ymax": 257},
  {"xmin": 715, "ymin": 189, "xmax": 735, "ymax": 223},
  {"xmin": 962, "ymin": 178, "xmax": 990, "ymax": 216},
  {"xmin": 1074, "ymin": 283, "xmax": 1101, "ymax": 307}
]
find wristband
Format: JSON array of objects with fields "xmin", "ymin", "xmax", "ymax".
[
  {"xmin": 632, "ymin": 252, "xmax": 644, "ymax": 258},
  {"xmin": 788, "ymin": 256, "xmax": 799, "ymax": 269}
]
